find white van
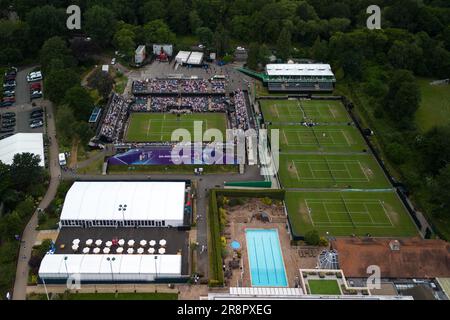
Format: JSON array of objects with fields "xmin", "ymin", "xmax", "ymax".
[
  {"xmin": 58, "ymin": 153, "xmax": 67, "ymax": 166},
  {"xmin": 27, "ymin": 71, "xmax": 43, "ymax": 82}
]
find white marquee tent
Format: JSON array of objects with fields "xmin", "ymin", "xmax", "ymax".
[
  {"xmin": 59, "ymin": 181, "xmax": 186, "ymax": 228},
  {"xmin": 38, "ymin": 254, "xmax": 182, "ymax": 282},
  {"xmin": 0, "ymin": 133, "xmax": 44, "ymax": 166}
]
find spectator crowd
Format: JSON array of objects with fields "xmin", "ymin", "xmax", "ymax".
[{"xmin": 99, "ymin": 94, "xmax": 129, "ymax": 142}]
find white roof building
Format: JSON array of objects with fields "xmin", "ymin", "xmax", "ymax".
[
  {"xmin": 265, "ymin": 64, "xmax": 334, "ymax": 77},
  {"xmin": 0, "ymin": 133, "xmax": 44, "ymax": 166},
  {"xmin": 59, "ymin": 181, "xmax": 186, "ymax": 227},
  {"xmin": 38, "ymin": 254, "xmax": 182, "ymax": 282},
  {"xmin": 175, "ymin": 51, "xmax": 191, "ymax": 64},
  {"xmin": 187, "ymin": 52, "xmax": 204, "ymax": 65}
]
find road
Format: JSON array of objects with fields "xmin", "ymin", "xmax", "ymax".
[{"xmin": 12, "ymin": 100, "xmax": 61, "ymax": 300}]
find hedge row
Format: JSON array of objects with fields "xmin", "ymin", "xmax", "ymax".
[{"xmin": 207, "ymin": 188, "xmax": 285, "ymax": 286}]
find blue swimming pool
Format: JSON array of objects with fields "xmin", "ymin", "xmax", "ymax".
[{"xmin": 245, "ymin": 229, "xmax": 288, "ymax": 287}]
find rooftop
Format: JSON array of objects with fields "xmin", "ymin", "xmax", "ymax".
[
  {"xmin": 0, "ymin": 133, "xmax": 44, "ymax": 166},
  {"xmin": 332, "ymin": 238, "xmax": 450, "ymax": 279},
  {"xmin": 265, "ymin": 63, "xmax": 334, "ymax": 77}
]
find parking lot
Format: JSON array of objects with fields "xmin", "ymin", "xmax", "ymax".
[{"xmin": 1, "ymin": 66, "xmax": 45, "ymax": 139}]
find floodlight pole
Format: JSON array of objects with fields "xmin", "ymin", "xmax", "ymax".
[
  {"xmin": 107, "ymin": 257, "xmax": 115, "ymax": 282},
  {"xmin": 154, "ymin": 256, "xmax": 158, "ymax": 281},
  {"xmin": 64, "ymin": 256, "xmax": 69, "ymax": 278}
]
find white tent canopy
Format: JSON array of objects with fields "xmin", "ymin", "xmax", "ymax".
[
  {"xmin": 38, "ymin": 254, "xmax": 182, "ymax": 282},
  {"xmin": 265, "ymin": 64, "xmax": 334, "ymax": 77},
  {"xmin": 0, "ymin": 133, "xmax": 44, "ymax": 166},
  {"xmin": 59, "ymin": 181, "xmax": 186, "ymax": 227},
  {"xmin": 187, "ymin": 52, "xmax": 204, "ymax": 65}
]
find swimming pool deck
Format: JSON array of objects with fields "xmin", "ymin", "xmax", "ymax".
[{"xmin": 222, "ymin": 198, "xmax": 319, "ymax": 288}]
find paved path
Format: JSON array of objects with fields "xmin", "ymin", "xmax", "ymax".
[{"xmin": 12, "ymin": 101, "xmax": 61, "ymax": 300}]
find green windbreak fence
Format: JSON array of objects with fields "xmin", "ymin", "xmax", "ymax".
[{"xmin": 224, "ymin": 180, "xmax": 272, "ymax": 188}]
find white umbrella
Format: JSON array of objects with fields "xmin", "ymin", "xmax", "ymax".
[
  {"xmin": 103, "ymin": 247, "xmax": 111, "ymax": 254},
  {"xmin": 148, "ymin": 248, "xmax": 155, "ymax": 254},
  {"xmin": 95, "ymin": 239, "xmax": 102, "ymax": 246},
  {"xmin": 128, "ymin": 240, "xmax": 135, "ymax": 247},
  {"xmin": 137, "ymin": 248, "xmax": 144, "ymax": 254},
  {"xmin": 83, "ymin": 247, "xmax": 90, "ymax": 254},
  {"xmin": 140, "ymin": 240, "xmax": 147, "ymax": 246},
  {"xmin": 105, "ymin": 241, "xmax": 112, "ymax": 247},
  {"xmin": 118, "ymin": 239, "xmax": 125, "ymax": 246},
  {"xmin": 72, "ymin": 244, "xmax": 79, "ymax": 251},
  {"xmin": 127, "ymin": 248, "xmax": 134, "ymax": 254},
  {"xmin": 149, "ymin": 240, "xmax": 156, "ymax": 246},
  {"xmin": 72, "ymin": 239, "xmax": 80, "ymax": 245},
  {"xmin": 158, "ymin": 247, "xmax": 166, "ymax": 254},
  {"xmin": 116, "ymin": 247, "xmax": 123, "ymax": 254},
  {"xmin": 86, "ymin": 239, "xmax": 93, "ymax": 246},
  {"xmin": 159, "ymin": 239, "xmax": 167, "ymax": 246},
  {"xmin": 93, "ymin": 247, "xmax": 100, "ymax": 254}
]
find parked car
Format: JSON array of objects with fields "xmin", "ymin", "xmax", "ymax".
[
  {"xmin": 2, "ymin": 118, "xmax": 16, "ymax": 125},
  {"xmin": 1, "ymin": 123, "xmax": 15, "ymax": 129},
  {"xmin": 0, "ymin": 127, "xmax": 14, "ymax": 133},
  {"xmin": 3, "ymin": 97, "xmax": 15, "ymax": 102},
  {"xmin": 0, "ymin": 101, "xmax": 13, "ymax": 107},
  {"xmin": 31, "ymin": 107, "xmax": 43, "ymax": 114},
  {"xmin": 2, "ymin": 112, "xmax": 16, "ymax": 118},
  {"xmin": 27, "ymin": 71, "xmax": 43, "ymax": 82},
  {"xmin": 30, "ymin": 91, "xmax": 43, "ymax": 99},
  {"xmin": 30, "ymin": 120, "xmax": 43, "ymax": 128},
  {"xmin": 3, "ymin": 91, "xmax": 15, "ymax": 97},
  {"xmin": 30, "ymin": 113, "xmax": 43, "ymax": 120}
]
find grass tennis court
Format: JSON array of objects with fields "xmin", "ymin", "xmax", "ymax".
[
  {"xmin": 285, "ymin": 191, "xmax": 418, "ymax": 237},
  {"xmin": 125, "ymin": 113, "xmax": 227, "ymax": 142},
  {"xmin": 278, "ymin": 154, "xmax": 390, "ymax": 189},
  {"xmin": 272, "ymin": 124, "xmax": 368, "ymax": 152},
  {"xmin": 308, "ymin": 280, "xmax": 341, "ymax": 295},
  {"xmin": 259, "ymin": 99, "xmax": 350, "ymax": 123}
]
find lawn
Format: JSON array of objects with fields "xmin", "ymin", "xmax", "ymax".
[
  {"xmin": 108, "ymin": 164, "xmax": 238, "ymax": 175},
  {"xmin": 308, "ymin": 280, "xmax": 341, "ymax": 295},
  {"xmin": 259, "ymin": 99, "xmax": 350, "ymax": 123},
  {"xmin": 278, "ymin": 154, "xmax": 391, "ymax": 189},
  {"xmin": 125, "ymin": 113, "xmax": 227, "ymax": 142},
  {"xmin": 285, "ymin": 191, "xmax": 418, "ymax": 237},
  {"xmin": 27, "ymin": 292, "xmax": 178, "ymax": 300},
  {"xmin": 415, "ymin": 78, "xmax": 450, "ymax": 132},
  {"xmin": 272, "ymin": 124, "xmax": 368, "ymax": 153}
]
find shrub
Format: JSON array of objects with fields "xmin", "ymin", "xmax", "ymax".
[
  {"xmin": 319, "ymin": 237, "xmax": 329, "ymax": 247},
  {"xmin": 304, "ymin": 230, "xmax": 320, "ymax": 246},
  {"xmin": 261, "ymin": 197, "xmax": 273, "ymax": 206}
]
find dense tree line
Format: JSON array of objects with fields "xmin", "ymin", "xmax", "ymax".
[{"xmin": 0, "ymin": 154, "xmax": 46, "ymax": 297}]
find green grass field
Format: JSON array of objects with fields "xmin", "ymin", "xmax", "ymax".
[
  {"xmin": 125, "ymin": 113, "xmax": 227, "ymax": 142},
  {"xmin": 308, "ymin": 280, "xmax": 341, "ymax": 295},
  {"xmin": 415, "ymin": 78, "xmax": 450, "ymax": 132},
  {"xmin": 259, "ymin": 99, "xmax": 350, "ymax": 123},
  {"xmin": 285, "ymin": 191, "xmax": 418, "ymax": 237},
  {"xmin": 278, "ymin": 154, "xmax": 391, "ymax": 189},
  {"xmin": 272, "ymin": 124, "xmax": 368, "ymax": 153}
]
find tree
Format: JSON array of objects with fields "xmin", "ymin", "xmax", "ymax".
[
  {"xmin": 167, "ymin": 0, "xmax": 189, "ymax": 34},
  {"xmin": 214, "ymin": 24, "xmax": 231, "ymax": 57},
  {"xmin": 139, "ymin": 0, "xmax": 167, "ymax": 23},
  {"xmin": 40, "ymin": 36, "xmax": 74, "ymax": 74},
  {"xmin": 87, "ymin": 69, "xmax": 114, "ymax": 100},
  {"xmin": 10, "ymin": 153, "xmax": 44, "ymax": 194},
  {"xmin": 142, "ymin": 19, "xmax": 176, "ymax": 44},
  {"xmin": 304, "ymin": 230, "xmax": 320, "ymax": 246},
  {"xmin": 84, "ymin": 5, "xmax": 117, "ymax": 47},
  {"xmin": 431, "ymin": 164, "xmax": 450, "ymax": 219},
  {"xmin": 388, "ymin": 40, "xmax": 423, "ymax": 71},
  {"xmin": 384, "ymin": 70, "xmax": 421, "ymax": 126},
  {"xmin": 418, "ymin": 126, "xmax": 450, "ymax": 175},
  {"xmin": 64, "ymin": 86, "xmax": 94, "ymax": 122},
  {"xmin": 55, "ymin": 105, "xmax": 76, "ymax": 147},
  {"xmin": 276, "ymin": 26, "xmax": 292, "ymax": 61},
  {"xmin": 113, "ymin": 27, "xmax": 136, "ymax": 58},
  {"xmin": 44, "ymin": 68, "xmax": 80, "ymax": 105},
  {"xmin": 25, "ymin": 5, "xmax": 66, "ymax": 51},
  {"xmin": 310, "ymin": 36, "xmax": 328, "ymax": 62},
  {"xmin": 195, "ymin": 27, "xmax": 214, "ymax": 49},
  {"xmin": 0, "ymin": 211, "xmax": 22, "ymax": 240},
  {"xmin": 247, "ymin": 42, "xmax": 260, "ymax": 70},
  {"xmin": 189, "ymin": 10, "xmax": 203, "ymax": 34}
]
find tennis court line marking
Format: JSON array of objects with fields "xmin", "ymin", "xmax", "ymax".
[
  {"xmin": 146, "ymin": 119, "xmax": 151, "ymax": 137},
  {"xmin": 304, "ymin": 199, "xmax": 394, "ymax": 227},
  {"xmin": 291, "ymin": 160, "xmax": 300, "ymax": 181}
]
